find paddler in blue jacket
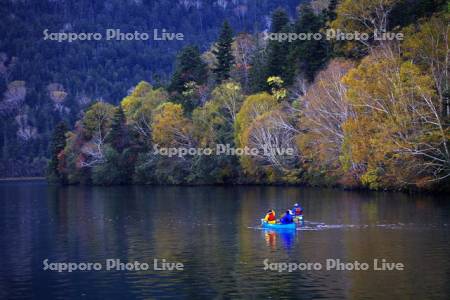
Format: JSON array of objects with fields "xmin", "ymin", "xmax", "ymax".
[{"xmin": 279, "ymin": 210, "xmax": 294, "ymax": 224}]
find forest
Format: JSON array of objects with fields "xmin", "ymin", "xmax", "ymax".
[
  {"xmin": 3, "ymin": 0, "xmax": 449, "ymax": 191},
  {"xmin": 0, "ymin": 0, "xmax": 300, "ymax": 177}
]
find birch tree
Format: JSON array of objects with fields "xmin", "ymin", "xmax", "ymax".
[
  {"xmin": 403, "ymin": 13, "xmax": 449, "ymax": 118},
  {"xmin": 297, "ymin": 59, "xmax": 355, "ymax": 172},
  {"xmin": 80, "ymin": 102, "xmax": 115, "ymax": 167},
  {"xmin": 342, "ymin": 52, "xmax": 450, "ymax": 186}
]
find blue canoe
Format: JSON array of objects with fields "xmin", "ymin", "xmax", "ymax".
[{"xmin": 261, "ymin": 219, "xmax": 296, "ymax": 230}]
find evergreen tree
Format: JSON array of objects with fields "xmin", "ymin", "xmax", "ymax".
[
  {"xmin": 213, "ymin": 21, "xmax": 234, "ymax": 83},
  {"xmin": 248, "ymin": 48, "xmax": 268, "ymax": 93},
  {"xmin": 248, "ymin": 33, "xmax": 270, "ymax": 93},
  {"xmin": 288, "ymin": 4, "xmax": 330, "ymax": 82},
  {"xmin": 265, "ymin": 8, "xmax": 292, "ymax": 84},
  {"xmin": 168, "ymin": 46, "xmax": 208, "ymax": 94},
  {"xmin": 168, "ymin": 45, "xmax": 208, "ymax": 113},
  {"xmin": 327, "ymin": 0, "xmax": 338, "ymax": 21},
  {"xmin": 271, "ymin": 7, "xmax": 290, "ymax": 33},
  {"xmin": 92, "ymin": 146, "xmax": 126, "ymax": 185},
  {"xmin": 106, "ymin": 106, "xmax": 127, "ymax": 152},
  {"xmin": 47, "ymin": 122, "xmax": 68, "ymax": 183}
]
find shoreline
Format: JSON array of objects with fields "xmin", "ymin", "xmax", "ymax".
[
  {"xmin": 0, "ymin": 177, "xmax": 447, "ymax": 195},
  {"xmin": 0, "ymin": 177, "xmax": 45, "ymax": 182}
]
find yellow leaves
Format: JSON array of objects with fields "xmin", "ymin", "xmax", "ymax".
[
  {"xmin": 343, "ymin": 55, "xmax": 396, "ymax": 108},
  {"xmin": 120, "ymin": 95, "xmax": 138, "ymax": 116},
  {"xmin": 192, "ymin": 100, "xmax": 223, "ymax": 147},
  {"xmin": 238, "ymin": 108, "xmax": 299, "ymax": 178},
  {"xmin": 130, "ymin": 81, "xmax": 153, "ymax": 98},
  {"xmin": 152, "ymin": 102, "xmax": 192, "ymax": 147},
  {"xmin": 342, "ymin": 52, "xmax": 436, "ymax": 127},
  {"xmin": 82, "ymin": 102, "xmax": 115, "ymax": 137},
  {"xmin": 339, "ymin": 44, "xmax": 449, "ymax": 185},
  {"xmin": 192, "ymin": 81, "xmax": 244, "ymax": 147},
  {"xmin": 341, "ymin": 117, "xmax": 370, "ymax": 164},
  {"xmin": 267, "ymin": 76, "xmax": 286, "ymax": 101},
  {"xmin": 360, "ymin": 168, "xmax": 383, "ymax": 190},
  {"xmin": 235, "ymin": 92, "xmax": 278, "ymax": 146},
  {"xmin": 121, "ymin": 81, "xmax": 168, "ymax": 122},
  {"xmin": 210, "ymin": 80, "xmax": 243, "ymax": 122},
  {"xmin": 342, "ymin": 56, "xmax": 405, "ymax": 165},
  {"xmin": 213, "ymin": 81, "xmax": 241, "ymax": 100},
  {"xmin": 332, "ymin": 0, "xmax": 399, "ymax": 32},
  {"xmin": 331, "ymin": 0, "xmax": 401, "ymax": 56},
  {"xmin": 237, "ymin": 111, "xmax": 270, "ymax": 177},
  {"xmin": 402, "ymin": 12, "xmax": 450, "ymax": 70},
  {"xmin": 399, "ymin": 61, "xmax": 433, "ymax": 91},
  {"xmin": 240, "ymin": 112, "xmax": 264, "ymax": 148}
]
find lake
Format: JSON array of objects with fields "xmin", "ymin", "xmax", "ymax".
[{"xmin": 0, "ymin": 181, "xmax": 449, "ymax": 299}]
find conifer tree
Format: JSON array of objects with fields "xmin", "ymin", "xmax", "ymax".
[
  {"xmin": 327, "ymin": 0, "xmax": 338, "ymax": 21},
  {"xmin": 106, "ymin": 106, "xmax": 127, "ymax": 151},
  {"xmin": 169, "ymin": 46, "xmax": 208, "ymax": 94},
  {"xmin": 213, "ymin": 21, "xmax": 234, "ymax": 83},
  {"xmin": 265, "ymin": 8, "xmax": 292, "ymax": 84},
  {"xmin": 288, "ymin": 4, "xmax": 330, "ymax": 82},
  {"xmin": 47, "ymin": 122, "xmax": 68, "ymax": 182}
]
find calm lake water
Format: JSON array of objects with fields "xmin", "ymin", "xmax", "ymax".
[{"xmin": 0, "ymin": 181, "xmax": 449, "ymax": 299}]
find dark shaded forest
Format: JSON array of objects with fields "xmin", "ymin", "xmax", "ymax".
[{"xmin": 0, "ymin": 0, "xmax": 300, "ymax": 177}]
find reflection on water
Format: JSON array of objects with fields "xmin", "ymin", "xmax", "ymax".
[
  {"xmin": 0, "ymin": 182, "xmax": 449, "ymax": 299},
  {"xmin": 263, "ymin": 230, "xmax": 297, "ymax": 250}
]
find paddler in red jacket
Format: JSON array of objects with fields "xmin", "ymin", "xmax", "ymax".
[
  {"xmin": 264, "ymin": 209, "xmax": 276, "ymax": 224},
  {"xmin": 293, "ymin": 203, "xmax": 303, "ymax": 216}
]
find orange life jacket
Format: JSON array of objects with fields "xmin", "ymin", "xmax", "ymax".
[{"xmin": 266, "ymin": 212, "xmax": 276, "ymax": 221}]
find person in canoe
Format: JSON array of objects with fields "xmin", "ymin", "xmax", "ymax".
[
  {"xmin": 264, "ymin": 209, "xmax": 276, "ymax": 224},
  {"xmin": 293, "ymin": 203, "xmax": 303, "ymax": 217},
  {"xmin": 293, "ymin": 203, "xmax": 304, "ymax": 224},
  {"xmin": 279, "ymin": 210, "xmax": 294, "ymax": 224}
]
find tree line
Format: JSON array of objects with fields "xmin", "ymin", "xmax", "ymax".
[
  {"xmin": 0, "ymin": 0, "xmax": 299, "ymax": 177},
  {"xmin": 48, "ymin": 0, "xmax": 449, "ymax": 191}
]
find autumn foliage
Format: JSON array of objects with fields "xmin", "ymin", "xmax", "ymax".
[{"xmin": 51, "ymin": 4, "xmax": 449, "ymax": 191}]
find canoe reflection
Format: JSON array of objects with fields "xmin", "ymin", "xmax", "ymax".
[{"xmin": 263, "ymin": 229, "xmax": 296, "ymax": 249}]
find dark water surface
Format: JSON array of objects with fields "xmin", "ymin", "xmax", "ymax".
[{"xmin": 0, "ymin": 181, "xmax": 449, "ymax": 299}]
